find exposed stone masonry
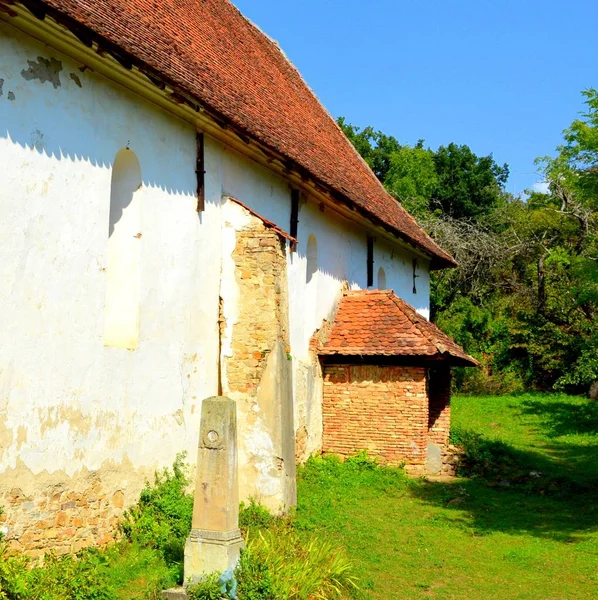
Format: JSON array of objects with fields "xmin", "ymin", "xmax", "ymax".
[
  {"xmin": 222, "ymin": 203, "xmax": 296, "ymax": 510},
  {"xmin": 0, "ymin": 473, "xmax": 128, "ymax": 558},
  {"xmin": 225, "ymin": 220, "xmax": 289, "ymax": 396}
]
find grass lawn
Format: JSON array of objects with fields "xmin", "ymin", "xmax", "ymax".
[
  {"xmin": 294, "ymin": 393, "xmax": 598, "ymax": 600},
  {"xmin": 6, "ymin": 393, "xmax": 596, "ymax": 600}
]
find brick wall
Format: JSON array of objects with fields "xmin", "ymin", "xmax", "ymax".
[
  {"xmin": 322, "ymin": 365, "xmax": 428, "ymax": 467},
  {"xmin": 428, "ymin": 367, "xmax": 451, "ymax": 447}
]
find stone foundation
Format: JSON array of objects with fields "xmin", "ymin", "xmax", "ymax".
[
  {"xmin": 0, "ymin": 466, "xmax": 142, "ymax": 558},
  {"xmin": 440, "ymin": 444, "xmax": 461, "ymax": 476}
]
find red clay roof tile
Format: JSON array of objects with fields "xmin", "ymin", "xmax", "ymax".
[
  {"xmin": 319, "ymin": 290, "xmax": 478, "ymax": 366},
  {"xmin": 32, "ymin": 0, "xmax": 455, "ymax": 268}
]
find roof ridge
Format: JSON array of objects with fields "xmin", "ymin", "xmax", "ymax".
[
  {"xmin": 30, "ymin": 0, "xmax": 456, "ymax": 267},
  {"xmin": 229, "ymin": 4, "xmax": 433, "ymax": 254}
]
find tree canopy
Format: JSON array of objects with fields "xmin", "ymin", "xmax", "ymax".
[{"xmin": 339, "ymin": 90, "xmax": 598, "ymax": 395}]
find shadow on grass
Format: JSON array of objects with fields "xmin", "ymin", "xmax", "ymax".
[
  {"xmin": 519, "ymin": 397, "xmax": 598, "ymax": 437},
  {"xmin": 408, "ymin": 431, "xmax": 598, "ymax": 542},
  {"xmin": 410, "ymin": 476, "xmax": 598, "ymax": 543}
]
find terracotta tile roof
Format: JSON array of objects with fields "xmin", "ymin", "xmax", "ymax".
[
  {"xmin": 318, "ymin": 290, "xmax": 478, "ymax": 366},
  {"xmin": 30, "ymin": 0, "xmax": 455, "ymax": 269}
]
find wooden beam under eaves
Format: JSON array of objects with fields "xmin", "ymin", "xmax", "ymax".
[{"xmin": 196, "ymin": 132, "xmax": 205, "ymax": 212}]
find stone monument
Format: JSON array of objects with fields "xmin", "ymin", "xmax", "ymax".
[{"xmin": 183, "ymin": 396, "xmax": 244, "ymax": 586}]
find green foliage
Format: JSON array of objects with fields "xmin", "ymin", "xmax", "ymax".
[
  {"xmin": 0, "ymin": 540, "xmax": 177, "ymax": 600},
  {"xmin": 187, "ymin": 573, "xmax": 224, "ymax": 600},
  {"xmin": 384, "ymin": 145, "xmax": 437, "ymax": 219},
  {"xmin": 243, "ymin": 529, "xmax": 358, "ymax": 600},
  {"xmin": 337, "ymin": 118, "xmax": 508, "ymax": 221},
  {"xmin": 340, "ymin": 90, "xmax": 597, "ymax": 395},
  {"xmin": 119, "ymin": 452, "xmax": 193, "ymax": 576},
  {"xmin": 336, "ymin": 118, "xmax": 402, "ymax": 182},
  {"xmin": 239, "ymin": 498, "xmax": 277, "ymax": 532},
  {"xmin": 235, "ymin": 545, "xmax": 275, "ymax": 600},
  {"xmin": 0, "ymin": 541, "xmax": 29, "ymax": 600},
  {"xmin": 432, "ymin": 143, "xmax": 509, "ymax": 219},
  {"xmin": 239, "ymin": 494, "xmax": 359, "ymax": 600},
  {"xmin": 0, "ymin": 547, "xmax": 116, "ymax": 600}
]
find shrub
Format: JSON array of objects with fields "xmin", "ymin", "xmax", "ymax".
[
  {"xmin": 244, "ymin": 528, "xmax": 359, "ymax": 600},
  {"xmin": 0, "ymin": 545, "xmax": 116, "ymax": 600},
  {"xmin": 119, "ymin": 453, "xmax": 193, "ymax": 578},
  {"xmin": 235, "ymin": 544, "xmax": 275, "ymax": 600},
  {"xmin": 0, "ymin": 547, "xmax": 29, "ymax": 600},
  {"xmin": 239, "ymin": 498, "xmax": 277, "ymax": 532},
  {"xmin": 187, "ymin": 573, "xmax": 224, "ymax": 600}
]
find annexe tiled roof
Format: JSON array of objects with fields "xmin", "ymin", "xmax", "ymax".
[
  {"xmin": 318, "ymin": 290, "xmax": 478, "ymax": 367},
  {"xmin": 26, "ymin": 0, "xmax": 456, "ymax": 269}
]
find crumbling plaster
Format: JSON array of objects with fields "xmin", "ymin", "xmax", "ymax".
[
  {"xmin": 1, "ymin": 17, "xmax": 434, "ymax": 550},
  {"xmin": 219, "ymin": 200, "xmax": 296, "ymax": 511},
  {"xmin": 0, "ymin": 25, "xmax": 221, "ymax": 546}
]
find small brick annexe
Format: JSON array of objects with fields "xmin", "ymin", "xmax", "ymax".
[
  {"xmin": 318, "ymin": 290, "xmax": 476, "ymax": 474},
  {"xmin": 322, "ymin": 365, "xmax": 451, "ymax": 474}
]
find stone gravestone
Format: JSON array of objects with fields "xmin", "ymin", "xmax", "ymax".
[{"xmin": 184, "ymin": 396, "xmax": 244, "ymax": 586}]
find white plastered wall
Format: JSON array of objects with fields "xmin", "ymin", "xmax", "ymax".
[
  {"xmin": 0, "ymin": 24, "xmax": 222, "ymax": 502},
  {"xmin": 375, "ymin": 239, "xmax": 431, "ymax": 320},
  {"xmin": 0, "ymin": 17, "xmax": 433, "ymax": 522},
  {"xmin": 221, "ymin": 146, "xmax": 430, "ymax": 458}
]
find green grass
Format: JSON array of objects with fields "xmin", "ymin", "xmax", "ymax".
[
  {"xmin": 452, "ymin": 392, "xmax": 598, "ymax": 487},
  {"xmin": 5, "ymin": 393, "xmax": 597, "ymax": 599},
  {"xmin": 294, "ymin": 393, "xmax": 598, "ymax": 600},
  {"xmin": 101, "ymin": 543, "xmax": 178, "ymax": 600}
]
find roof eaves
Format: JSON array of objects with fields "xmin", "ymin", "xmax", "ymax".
[
  {"xmin": 22, "ymin": 0, "xmax": 456, "ymax": 268},
  {"xmin": 226, "ymin": 195, "xmax": 297, "ymax": 242}
]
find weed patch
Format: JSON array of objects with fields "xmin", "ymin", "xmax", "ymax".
[{"xmin": 119, "ymin": 453, "xmax": 193, "ymax": 581}]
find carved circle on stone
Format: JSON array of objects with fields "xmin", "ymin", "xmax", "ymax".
[{"xmin": 203, "ymin": 429, "xmax": 222, "ymax": 449}]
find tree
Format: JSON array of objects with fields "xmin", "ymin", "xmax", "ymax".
[
  {"xmin": 533, "ymin": 89, "xmax": 598, "ymax": 391},
  {"xmin": 384, "ymin": 145, "xmax": 437, "ymax": 219},
  {"xmin": 432, "ymin": 143, "xmax": 509, "ymax": 219},
  {"xmin": 337, "ymin": 118, "xmax": 401, "ymax": 182},
  {"xmin": 338, "ymin": 99, "xmax": 597, "ymax": 394},
  {"xmin": 337, "ymin": 118, "xmax": 509, "ymax": 220}
]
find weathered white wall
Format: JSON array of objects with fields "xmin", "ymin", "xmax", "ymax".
[
  {"xmin": 375, "ymin": 239, "xmax": 431, "ymax": 320},
  {"xmin": 0, "ymin": 24, "xmax": 222, "ymax": 518},
  {"xmin": 0, "ymin": 16, "xmax": 433, "ymax": 545},
  {"xmin": 221, "ymin": 146, "xmax": 429, "ymax": 458}
]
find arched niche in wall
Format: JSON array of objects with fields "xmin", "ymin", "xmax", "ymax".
[
  {"xmin": 306, "ymin": 234, "xmax": 318, "ymax": 284},
  {"xmin": 377, "ymin": 266, "xmax": 387, "ymax": 290},
  {"xmin": 104, "ymin": 148, "xmax": 142, "ymax": 350}
]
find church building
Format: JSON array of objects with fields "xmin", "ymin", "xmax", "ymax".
[{"xmin": 0, "ymin": 0, "xmax": 475, "ymax": 555}]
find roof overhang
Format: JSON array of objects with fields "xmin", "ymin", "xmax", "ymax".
[{"xmin": 2, "ymin": 0, "xmax": 456, "ymax": 270}]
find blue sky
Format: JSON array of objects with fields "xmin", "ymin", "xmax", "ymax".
[{"xmin": 232, "ymin": 0, "xmax": 597, "ymax": 196}]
